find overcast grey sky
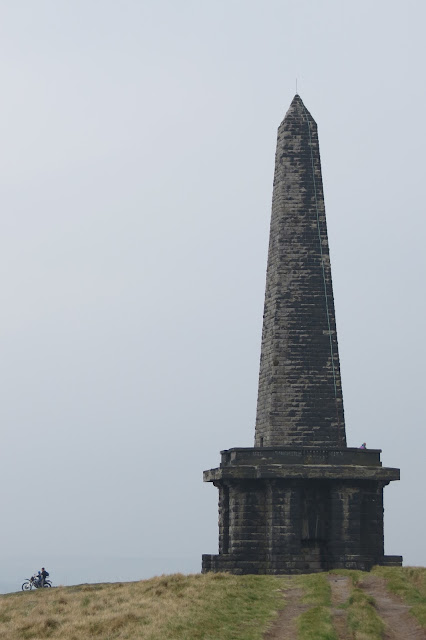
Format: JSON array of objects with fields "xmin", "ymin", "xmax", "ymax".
[{"xmin": 1, "ymin": 0, "xmax": 425, "ymax": 591}]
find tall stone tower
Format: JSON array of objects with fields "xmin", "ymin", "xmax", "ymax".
[{"xmin": 202, "ymin": 95, "xmax": 402, "ymax": 574}]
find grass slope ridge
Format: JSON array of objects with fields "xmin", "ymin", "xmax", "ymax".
[
  {"xmin": 0, "ymin": 567, "xmax": 425, "ymax": 639},
  {"xmin": 0, "ymin": 573, "xmax": 283, "ymax": 640}
]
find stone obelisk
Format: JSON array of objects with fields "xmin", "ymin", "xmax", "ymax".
[
  {"xmin": 202, "ymin": 95, "xmax": 402, "ymax": 574},
  {"xmin": 255, "ymin": 95, "xmax": 345, "ymax": 449}
]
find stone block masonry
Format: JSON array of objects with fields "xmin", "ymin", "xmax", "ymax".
[
  {"xmin": 255, "ymin": 95, "xmax": 345, "ymax": 448},
  {"xmin": 203, "ymin": 95, "xmax": 401, "ymax": 574}
]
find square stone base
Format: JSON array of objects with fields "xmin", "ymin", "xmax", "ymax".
[{"xmin": 203, "ymin": 452, "xmax": 401, "ymax": 575}]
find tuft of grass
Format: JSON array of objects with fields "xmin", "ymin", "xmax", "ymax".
[
  {"xmin": 297, "ymin": 605, "xmax": 338, "ymax": 640},
  {"xmin": 294, "ymin": 573, "xmax": 337, "ymax": 640},
  {"xmin": 345, "ymin": 586, "xmax": 385, "ymax": 640},
  {"xmin": 373, "ymin": 566, "xmax": 426, "ymax": 627},
  {"xmin": 296, "ymin": 572, "xmax": 333, "ymax": 607}
]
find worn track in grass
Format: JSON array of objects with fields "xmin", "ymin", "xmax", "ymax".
[
  {"xmin": 328, "ymin": 575, "xmax": 351, "ymax": 639},
  {"xmin": 263, "ymin": 572, "xmax": 426, "ymax": 640},
  {"xmin": 359, "ymin": 574, "xmax": 426, "ymax": 640},
  {"xmin": 263, "ymin": 577, "xmax": 310, "ymax": 640}
]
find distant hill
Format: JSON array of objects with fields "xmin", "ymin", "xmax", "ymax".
[{"xmin": 0, "ymin": 568, "xmax": 424, "ymax": 639}]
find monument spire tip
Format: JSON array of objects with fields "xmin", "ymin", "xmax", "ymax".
[{"xmin": 283, "ymin": 93, "xmax": 315, "ymax": 126}]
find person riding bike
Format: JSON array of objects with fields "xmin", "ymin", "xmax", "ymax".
[{"xmin": 40, "ymin": 567, "xmax": 49, "ymax": 587}]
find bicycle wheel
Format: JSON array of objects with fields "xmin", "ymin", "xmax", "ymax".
[{"xmin": 22, "ymin": 581, "xmax": 32, "ymax": 591}]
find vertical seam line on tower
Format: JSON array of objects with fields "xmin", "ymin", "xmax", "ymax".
[{"xmin": 301, "ymin": 105, "xmax": 338, "ymax": 399}]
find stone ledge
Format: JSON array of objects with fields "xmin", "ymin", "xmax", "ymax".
[
  {"xmin": 203, "ymin": 464, "xmax": 400, "ymax": 483},
  {"xmin": 220, "ymin": 447, "xmax": 382, "ymax": 467},
  {"xmin": 378, "ymin": 555, "xmax": 404, "ymax": 567}
]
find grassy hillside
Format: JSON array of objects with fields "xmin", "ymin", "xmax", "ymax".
[
  {"xmin": 0, "ymin": 573, "xmax": 283, "ymax": 640},
  {"xmin": 0, "ymin": 568, "xmax": 425, "ymax": 639}
]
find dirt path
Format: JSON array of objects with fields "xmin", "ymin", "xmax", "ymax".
[
  {"xmin": 263, "ymin": 577, "xmax": 310, "ymax": 640},
  {"xmin": 263, "ymin": 573, "xmax": 426, "ymax": 640},
  {"xmin": 328, "ymin": 575, "xmax": 352, "ymax": 639},
  {"xmin": 359, "ymin": 574, "xmax": 426, "ymax": 640},
  {"xmin": 264, "ymin": 575, "xmax": 351, "ymax": 640}
]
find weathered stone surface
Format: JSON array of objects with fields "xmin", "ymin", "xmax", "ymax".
[
  {"xmin": 204, "ymin": 463, "xmax": 399, "ymax": 483},
  {"xmin": 255, "ymin": 95, "xmax": 345, "ymax": 448},
  {"xmin": 219, "ymin": 447, "xmax": 383, "ymax": 467},
  {"xmin": 203, "ymin": 95, "xmax": 401, "ymax": 574},
  {"xmin": 203, "ymin": 471, "xmax": 401, "ymax": 573}
]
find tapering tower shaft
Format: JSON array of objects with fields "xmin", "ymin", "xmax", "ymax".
[{"xmin": 255, "ymin": 95, "xmax": 346, "ymax": 448}]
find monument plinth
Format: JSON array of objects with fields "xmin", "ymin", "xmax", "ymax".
[{"xmin": 202, "ymin": 95, "xmax": 402, "ymax": 574}]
